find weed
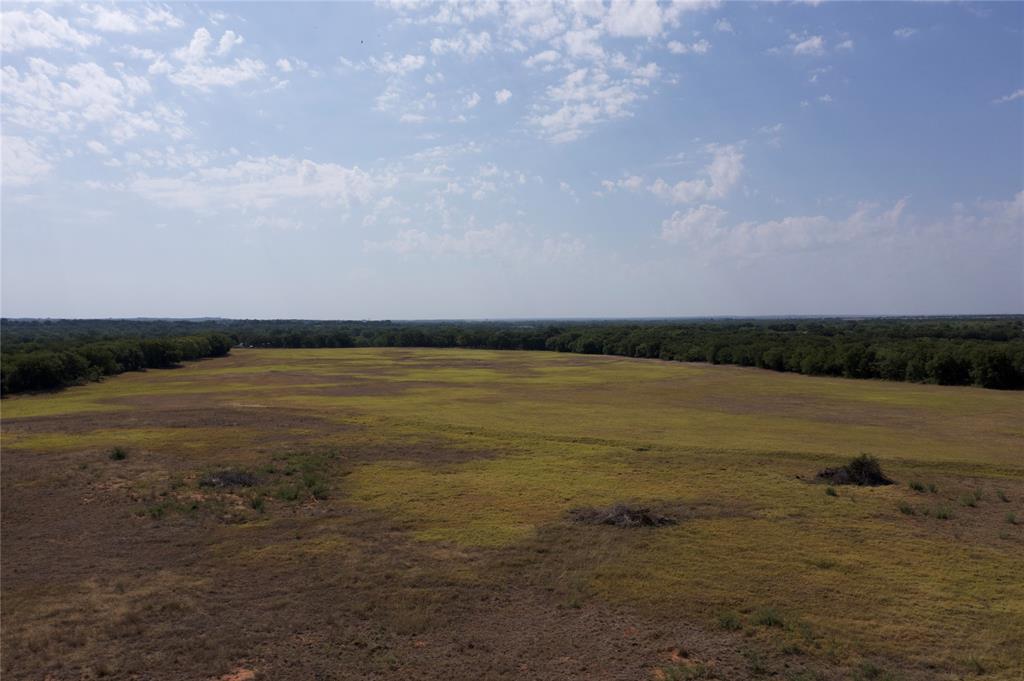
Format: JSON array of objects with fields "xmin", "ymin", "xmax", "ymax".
[
  {"xmin": 108, "ymin": 446, "xmax": 127, "ymax": 461},
  {"xmin": 811, "ymin": 558, "xmax": 836, "ymax": 569},
  {"xmin": 897, "ymin": 502, "xmax": 915, "ymax": 516},
  {"xmin": 960, "ymin": 494, "xmax": 978, "ymax": 508},
  {"xmin": 277, "ymin": 485, "xmax": 300, "ymax": 502},
  {"xmin": 781, "ymin": 643, "xmax": 804, "ymax": 655},
  {"xmin": 973, "ymin": 488, "xmax": 983, "ymax": 502},
  {"xmin": 965, "ymin": 656, "xmax": 986, "ymax": 674},
  {"xmin": 996, "ymin": 489, "xmax": 1010, "ymax": 503},
  {"xmin": 743, "ymin": 649, "xmax": 768, "ymax": 675},
  {"xmin": 927, "ymin": 483, "xmax": 938, "ymax": 493},
  {"xmin": 825, "ymin": 486, "xmax": 837, "ymax": 497},
  {"xmin": 1007, "ymin": 512, "xmax": 1019, "ymax": 526},
  {"xmin": 249, "ymin": 495, "xmax": 265, "ymax": 513},
  {"xmin": 661, "ymin": 663, "xmax": 713, "ymax": 680},
  {"xmin": 853, "ymin": 662, "xmax": 897, "ymax": 680},
  {"xmin": 718, "ymin": 611, "xmax": 742, "ymax": 631},
  {"xmin": 908, "ymin": 481, "xmax": 925, "ymax": 492},
  {"xmin": 935, "ymin": 505, "xmax": 953, "ymax": 520},
  {"xmin": 754, "ymin": 607, "xmax": 784, "ymax": 628}
]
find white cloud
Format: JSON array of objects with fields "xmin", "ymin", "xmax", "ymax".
[
  {"xmin": 818, "ymin": 93, "xmax": 833, "ymax": 103},
  {"xmin": 649, "ymin": 144, "xmax": 743, "ymax": 204},
  {"xmin": 836, "ymin": 39, "xmax": 854, "ymax": 51},
  {"xmin": 791, "ymin": 35, "xmax": 825, "ymax": 56},
  {"xmin": 369, "ymin": 53, "xmax": 427, "ymax": 75},
  {"xmin": 1, "ymin": 59, "xmax": 188, "ymax": 143},
  {"xmin": 464, "ymin": 91, "xmax": 481, "ymax": 109},
  {"xmin": 1, "ymin": 8, "xmax": 99, "ymax": 52},
  {"xmin": 715, "ymin": 18, "xmax": 734, "ymax": 33},
  {"xmin": 528, "ymin": 64, "xmax": 659, "ymax": 143},
  {"xmin": 604, "ymin": 0, "xmax": 665, "ymax": 38},
  {"xmin": 276, "ymin": 58, "xmax": 293, "ymax": 73},
  {"xmin": 993, "ymin": 89, "xmax": 1024, "ymax": 104},
  {"xmin": 429, "ymin": 31, "xmax": 492, "ymax": 58},
  {"xmin": 661, "ymin": 204, "xmax": 726, "ymax": 243},
  {"xmin": 82, "ymin": 5, "xmax": 184, "ymax": 33},
  {"xmin": 494, "ymin": 88, "xmax": 512, "ymax": 104},
  {"xmin": 1, "ymin": 135, "xmax": 53, "ymax": 186},
  {"xmin": 165, "ymin": 28, "xmax": 266, "ymax": 90},
  {"xmin": 668, "ymin": 39, "xmax": 710, "ymax": 55},
  {"xmin": 562, "ymin": 27, "xmax": 605, "ymax": 61},
  {"xmin": 893, "ymin": 27, "xmax": 918, "ymax": 39},
  {"xmin": 216, "ymin": 30, "xmax": 244, "ymax": 56},
  {"xmin": 524, "ymin": 50, "xmax": 560, "ymax": 68},
  {"xmin": 86, "ymin": 139, "xmax": 110, "ymax": 155},
  {"xmin": 400, "ymin": 113, "xmax": 426, "ymax": 123},
  {"xmin": 129, "ymin": 155, "xmax": 389, "ymax": 212}
]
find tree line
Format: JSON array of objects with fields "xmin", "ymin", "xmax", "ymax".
[{"xmin": 2, "ymin": 317, "xmax": 1022, "ymax": 394}]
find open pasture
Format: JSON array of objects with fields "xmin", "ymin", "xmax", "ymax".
[{"xmin": 2, "ymin": 348, "xmax": 1022, "ymax": 680}]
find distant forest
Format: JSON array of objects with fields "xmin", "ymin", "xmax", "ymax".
[{"xmin": 2, "ymin": 317, "xmax": 1023, "ymax": 394}]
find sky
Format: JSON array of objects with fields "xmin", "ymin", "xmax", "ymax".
[{"xmin": 1, "ymin": 0, "xmax": 1022, "ymax": 319}]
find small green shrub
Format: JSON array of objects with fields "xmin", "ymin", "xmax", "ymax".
[
  {"xmin": 108, "ymin": 447, "xmax": 127, "ymax": 461},
  {"xmin": 908, "ymin": 481, "xmax": 925, "ymax": 492},
  {"xmin": 960, "ymin": 494, "xmax": 978, "ymax": 508},
  {"xmin": 1007, "ymin": 512, "xmax": 1019, "ymax": 526},
  {"xmin": 825, "ymin": 486, "xmax": 837, "ymax": 497},
  {"xmin": 936, "ymin": 505, "xmax": 953, "ymax": 520},
  {"xmin": 996, "ymin": 490, "xmax": 1010, "ymax": 503},
  {"xmin": 898, "ymin": 502, "xmax": 916, "ymax": 516},
  {"xmin": 718, "ymin": 611, "xmax": 742, "ymax": 631},
  {"xmin": 754, "ymin": 607, "xmax": 784, "ymax": 628},
  {"xmin": 927, "ymin": 483, "xmax": 938, "ymax": 493},
  {"xmin": 277, "ymin": 485, "xmax": 300, "ymax": 502}
]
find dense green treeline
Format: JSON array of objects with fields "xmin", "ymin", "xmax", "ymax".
[
  {"xmin": 2, "ymin": 317, "xmax": 1022, "ymax": 394},
  {"xmin": 1, "ymin": 332, "xmax": 233, "ymax": 394}
]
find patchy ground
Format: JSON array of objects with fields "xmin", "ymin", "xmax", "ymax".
[{"xmin": 2, "ymin": 348, "xmax": 1023, "ymax": 680}]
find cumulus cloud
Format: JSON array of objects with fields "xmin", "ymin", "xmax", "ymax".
[
  {"xmin": 1, "ymin": 135, "xmax": 53, "ymax": 186},
  {"xmin": 668, "ymin": 39, "xmax": 710, "ymax": 55},
  {"xmin": 993, "ymin": 89, "xmax": 1024, "ymax": 104},
  {"xmin": 524, "ymin": 50, "xmax": 560, "ymax": 68},
  {"xmin": 129, "ymin": 155, "xmax": 390, "ymax": 212},
  {"xmin": 369, "ymin": 53, "xmax": 427, "ymax": 75},
  {"xmin": 429, "ymin": 31, "xmax": 492, "ymax": 58},
  {"xmin": 661, "ymin": 204, "xmax": 726, "ymax": 243},
  {"xmin": 649, "ymin": 144, "xmax": 744, "ymax": 204},
  {"xmin": 494, "ymin": 88, "xmax": 512, "ymax": 104},
  {"xmin": 464, "ymin": 91, "xmax": 481, "ymax": 109},
  {"xmin": 162, "ymin": 28, "xmax": 266, "ymax": 90},
  {"xmin": 528, "ymin": 63, "xmax": 659, "ymax": 143},
  {"xmin": 791, "ymin": 35, "xmax": 825, "ymax": 56},
  {"xmin": 2, "ymin": 58, "xmax": 188, "ymax": 143},
  {"xmin": 80, "ymin": 4, "xmax": 183, "ymax": 34},
  {"xmin": 1, "ymin": 8, "xmax": 99, "ymax": 52},
  {"xmin": 715, "ymin": 18, "xmax": 734, "ymax": 33},
  {"xmin": 893, "ymin": 27, "xmax": 918, "ymax": 39}
]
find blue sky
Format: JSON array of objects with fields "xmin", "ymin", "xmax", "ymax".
[{"xmin": 1, "ymin": 1, "xmax": 1021, "ymax": 318}]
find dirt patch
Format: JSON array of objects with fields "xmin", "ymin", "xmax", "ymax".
[
  {"xmin": 570, "ymin": 504, "xmax": 678, "ymax": 528},
  {"xmin": 816, "ymin": 454, "xmax": 893, "ymax": 486}
]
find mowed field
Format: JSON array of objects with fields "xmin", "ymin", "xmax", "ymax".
[{"xmin": 2, "ymin": 348, "xmax": 1022, "ymax": 681}]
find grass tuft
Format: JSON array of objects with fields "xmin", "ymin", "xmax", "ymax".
[
  {"xmin": 897, "ymin": 502, "xmax": 915, "ymax": 516},
  {"xmin": 718, "ymin": 611, "xmax": 742, "ymax": 631},
  {"xmin": 754, "ymin": 607, "xmax": 784, "ymax": 628},
  {"xmin": 108, "ymin": 446, "xmax": 128, "ymax": 461}
]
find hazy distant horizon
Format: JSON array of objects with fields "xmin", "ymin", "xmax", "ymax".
[{"xmin": 2, "ymin": 1, "xmax": 1021, "ymax": 319}]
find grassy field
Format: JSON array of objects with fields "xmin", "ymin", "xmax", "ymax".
[{"xmin": 2, "ymin": 348, "xmax": 1022, "ymax": 680}]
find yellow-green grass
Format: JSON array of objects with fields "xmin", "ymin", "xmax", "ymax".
[{"xmin": 3, "ymin": 347, "xmax": 1022, "ymax": 677}]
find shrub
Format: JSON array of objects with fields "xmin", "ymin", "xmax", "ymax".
[
  {"xmin": 718, "ymin": 611, "xmax": 742, "ymax": 631},
  {"xmin": 997, "ymin": 490, "xmax": 1010, "ymax": 503},
  {"xmin": 825, "ymin": 486, "xmax": 838, "ymax": 497},
  {"xmin": 908, "ymin": 481, "xmax": 925, "ymax": 492},
  {"xmin": 108, "ymin": 447, "xmax": 128, "ymax": 461},
  {"xmin": 898, "ymin": 502, "xmax": 916, "ymax": 515},
  {"xmin": 1007, "ymin": 512, "xmax": 1019, "ymax": 526},
  {"xmin": 754, "ymin": 607, "xmax": 784, "ymax": 627},
  {"xmin": 817, "ymin": 454, "xmax": 892, "ymax": 486},
  {"xmin": 936, "ymin": 505, "xmax": 953, "ymax": 520}
]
